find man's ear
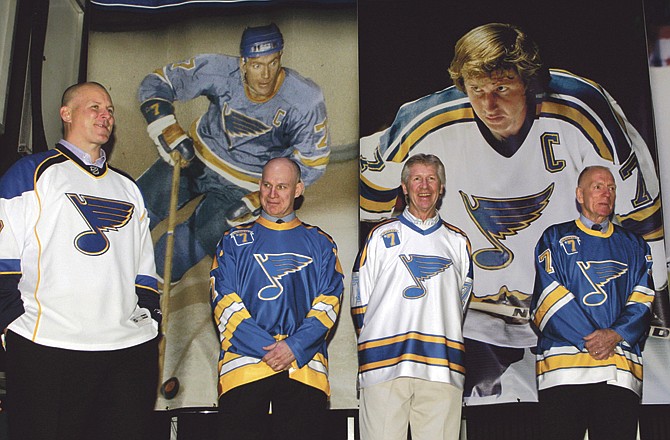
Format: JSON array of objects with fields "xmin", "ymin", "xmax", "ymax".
[
  {"xmin": 575, "ymin": 187, "xmax": 584, "ymax": 205},
  {"xmin": 295, "ymin": 181, "xmax": 305, "ymax": 198},
  {"xmin": 60, "ymin": 106, "xmax": 71, "ymax": 123}
]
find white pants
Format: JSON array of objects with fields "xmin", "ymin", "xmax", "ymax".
[{"xmin": 360, "ymin": 377, "xmax": 463, "ymax": 440}]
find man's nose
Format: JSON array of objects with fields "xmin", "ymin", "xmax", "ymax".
[{"xmin": 483, "ymin": 93, "xmax": 497, "ymax": 110}]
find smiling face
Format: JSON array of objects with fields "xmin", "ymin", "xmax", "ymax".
[
  {"xmin": 259, "ymin": 158, "xmax": 304, "ymax": 218},
  {"xmin": 401, "ymin": 162, "xmax": 443, "ymax": 221},
  {"xmin": 464, "ymin": 69, "xmax": 528, "ymax": 141},
  {"xmin": 60, "ymin": 83, "xmax": 114, "ymax": 158},
  {"xmin": 241, "ymin": 52, "xmax": 283, "ymax": 101},
  {"xmin": 576, "ymin": 167, "xmax": 616, "ymax": 224}
]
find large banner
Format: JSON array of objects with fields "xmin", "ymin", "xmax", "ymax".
[
  {"xmin": 358, "ymin": 0, "xmax": 670, "ymax": 407},
  {"xmin": 86, "ymin": 4, "xmax": 359, "ymax": 410}
]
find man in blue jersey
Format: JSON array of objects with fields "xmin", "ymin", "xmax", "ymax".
[
  {"xmin": 0, "ymin": 82, "xmax": 161, "ymax": 440},
  {"xmin": 137, "ymin": 23, "xmax": 330, "ymax": 284},
  {"xmin": 531, "ymin": 165, "xmax": 654, "ymax": 440},
  {"xmin": 352, "ymin": 154, "xmax": 473, "ymax": 440},
  {"xmin": 210, "ymin": 157, "xmax": 343, "ymax": 440}
]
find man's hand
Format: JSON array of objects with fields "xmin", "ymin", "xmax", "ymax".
[
  {"xmin": 225, "ymin": 191, "xmax": 261, "ymax": 227},
  {"xmin": 584, "ymin": 328, "xmax": 623, "ymax": 360},
  {"xmin": 262, "ymin": 340, "xmax": 296, "ymax": 372},
  {"xmin": 141, "ymin": 99, "xmax": 195, "ymax": 168}
]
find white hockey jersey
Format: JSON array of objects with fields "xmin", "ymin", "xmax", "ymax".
[
  {"xmin": 0, "ymin": 145, "xmax": 160, "ymax": 351},
  {"xmin": 352, "ymin": 211, "xmax": 473, "ymax": 389}
]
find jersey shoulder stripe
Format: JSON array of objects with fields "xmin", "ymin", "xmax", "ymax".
[
  {"xmin": 544, "ymin": 69, "xmax": 633, "ymax": 163},
  {"xmin": 0, "ymin": 149, "xmax": 64, "ymax": 199}
]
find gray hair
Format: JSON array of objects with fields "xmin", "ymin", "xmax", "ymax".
[{"xmin": 401, "ymin": 153, "xmax": 446, "ymax": 187}]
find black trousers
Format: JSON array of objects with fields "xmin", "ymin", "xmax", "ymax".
[
  {"xmin": 5, "ymin": 331, "xmax": 159, "ymax": 440},
  {"xmin": 539, "ymin": 383, "xmax": 640, "ymax": 440},
  {"xmin": 217, "ymin": 371, "xmax": 327, "ymax": 440}
]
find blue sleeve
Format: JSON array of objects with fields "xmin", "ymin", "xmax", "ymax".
[
  {"xmin": 531, "ymin": 230, "xmax": 597, "ymax": 349},
  {"xmin": 210, "ymin": 236, "xmax": 276, "ymax": 359},
  {"xmin": 0, "ymin": 159, "xmax": 38, "ymax": 329},
  {"xmin": 610, "ymin": 241, "xmax": 654, "ymax": 347},
  {"xmin": 138, "ymin": 54, "xmax": 237, "ymax": 104},
  {"xmin": 284, "ymin": 235, "xmax": 343, "ymax": 368}
]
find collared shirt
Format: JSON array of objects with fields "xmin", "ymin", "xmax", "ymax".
[
  {"xmin": 58, "ymin": 139, "xmax": 107, "ymax": 168},
  {"xmin": 260, "ymin": 210, "xmax": 297, "ymax": 223},
  {"xmin": 579, "ymin": 214, "xmax": 609, "ymax": 232},
  {"xmin": 402, "ymin": 208, "xmax": 440, "ymax": 230}
]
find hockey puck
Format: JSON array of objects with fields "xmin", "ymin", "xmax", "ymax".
[{"xmin": 160, "ymin": 376, "xmax": 180, "ymax": 399}]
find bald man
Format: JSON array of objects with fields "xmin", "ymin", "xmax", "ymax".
[
  {"xmin": 531, "ymin": 166, "xmax": 654, "ymax": 440},
  {"xmin": 0, "ymin": 82, "xmax": 160, "ymax": 440},
  {"xmin": 210, "ymin": 158, "xmax": 344, "ymax": 440}
]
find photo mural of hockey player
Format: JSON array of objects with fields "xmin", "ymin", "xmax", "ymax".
[
  {"xmin": 85, "ymin": 4, "xmax": 359, "ymax": 410},
  {"xmin": 137, "ymin": 23, "xmax": 330, "ymax": 285},
  {"xmin": 359, "ymin": 1, "xmax": 670, "ymax": 438}
]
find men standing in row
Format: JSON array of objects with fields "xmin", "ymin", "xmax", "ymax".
[
  {"xmin": 210, "ymin": 157, "xmax": 343, "ymax": 439},
  {"xmin": 531, "ymin": 166, "xmax": 654, "ymax": 440},
  {"xmin": 0, "ymin": 82, "xmax": 161, "ymax": 440},
  {"xmin": 353, "ymin": 154, "xmax": 473, "ymax": 439},
  {"xmin": 137, "ymin": 23, "xmax": 330, "ymax": 284},
  {"xmin": 359, "ymin": 22, "xmax": 665, "ymax": 438}
]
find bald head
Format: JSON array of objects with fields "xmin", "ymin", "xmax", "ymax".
[
  {"xmin": 259, "ymin": 158, "xmax": 304, "ymax": 218},
  {"xmin": 59, "ymin": 82, "xmax": 114, "ymax": 159},
  {"xmin": 61, "ymin": 82, "xmax": 110, "ymax": 107}
]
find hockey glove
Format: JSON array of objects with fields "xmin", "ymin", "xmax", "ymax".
[
  {"xmin": 141, "ymin": 99, "xmax": 195, "ymax": 167},
  {"xmin": 225, "ymin": 191, "xmax": 262, "ymax": 227}
]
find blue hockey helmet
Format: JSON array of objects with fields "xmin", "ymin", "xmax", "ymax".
[{"xmin": 240, "ymin": 23, "xmax": 284, "ymax": 59}]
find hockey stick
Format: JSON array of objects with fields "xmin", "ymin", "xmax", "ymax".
[
  {"xmin": 469, "ymin": 301, "xmax": 531, "ymax": 320},
  {"xmin": 158, "ymin": 151, "xmax": 182, "ymax": 400}
]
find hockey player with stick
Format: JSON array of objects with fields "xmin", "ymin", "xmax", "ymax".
[{"xmin": 137, "ymin": 23, "xmax": 330, "ymax": 283}]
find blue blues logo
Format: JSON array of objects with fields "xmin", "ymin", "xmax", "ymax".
[
  {"xmin": 460, "ymin": 184, "xmax": 553, "ymax": 270},
  {"xmin": 67, "ymin": 193, "xmax": 134, "ymax": 256},
  {"xmin": 223, "ymin": 103, "xmax": 272, "ymax": 139},
  {"xmin": 400, "ymin": 254, "xmax": 452, "ymax": 299},
  {"xmin": 577, "ymin": 260, "xmax": 628, "ymax": 306},
  {"xmin": 254, "ymin": 253, "xmax": 313, "ymax": 300}
]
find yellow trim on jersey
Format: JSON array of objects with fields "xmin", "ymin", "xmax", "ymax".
[
  {"xmin": 537, "ymin": 351, "xmax": 642, "ymax": 381},
  {"xmin": 615, "ymin": 198, "xmax": 664, "ymax": 241},
  {"xmin": 359, "ymin": 332, "xmax": 465, "ymax": 352},
  {"xmin": 289, "ymin": 352, "xmax": 330, "ymax": 395},
  {"xmin": 391, "ymin": 107, "xmax": 475, "ymax": 163},
  {"xmin": 627, "ymin": 289, "xmax": 655, "ymax": 305},
  {"xmin": 533, "ymin": 284, "xmax": 571, "ymax": 327},
  {"xmin": 360, "ymin": 196, "xmax": 396, "ymax": 214},
  {"xmin": 293, "ymin": 149, "xmax": 330, "ymax": 168},
  {"xmin": 190, "ymin": 122, "xmax": 260, "ymax": 190},
  {"xmin": 307, "ymin": 294, "xmax": 341, "ymax": 329},
  {"xmin": 213, "ymin": 292, "xmax": 253, "ymax": 352},
  {"xmin": 541, "ymin": 101, "xmax": 614, "ymax": 162},
  {"xmin": 359, "ymin": 353, "xmax": 465, "ymax": 374},
  {"xmin": 217, "ymin": 352, "xmax": 330, "ymax": 396}
]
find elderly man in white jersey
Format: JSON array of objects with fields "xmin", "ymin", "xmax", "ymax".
[{"xmin": 352, "ymin": 153, "xmax": 473, "ymax": 440}]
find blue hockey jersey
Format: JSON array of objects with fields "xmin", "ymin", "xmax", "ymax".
[
  {"xmin": 210, "ymin": 216, "xmax": 343, "ymax": 396},
  {"xmin": 531, "ymin": 219, "xmax": 654, "ymax": 395}
]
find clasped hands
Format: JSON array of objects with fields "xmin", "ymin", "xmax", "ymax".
[
  {"xmin": 262, "ymin": 340, "xmax": 296, "ymax": 372},
  {"xmin": 584, "ymin": 328, "xmax": 623, "ymax": 361}
]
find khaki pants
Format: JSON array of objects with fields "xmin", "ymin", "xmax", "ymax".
[{"xmin": 360, "ymin": 377, "xmax": 463, "ymax": 440}]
